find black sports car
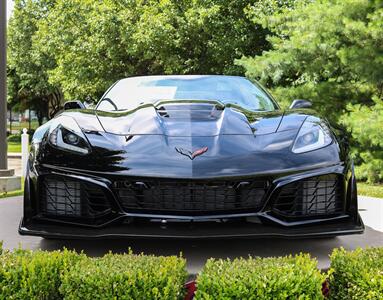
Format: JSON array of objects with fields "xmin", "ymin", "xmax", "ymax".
[{"xmin": 19, "ymin": 75, "xmax": 364, "ymax": 239}]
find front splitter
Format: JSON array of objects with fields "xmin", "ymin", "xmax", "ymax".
[{"xmin": 19, "ymin": 215, "xmax": 364, "ymax": 240}]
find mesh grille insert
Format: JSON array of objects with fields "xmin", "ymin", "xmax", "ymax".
[
  {"xmin": 272, "ymin": 174, "xmax": 344, "ymax": 218},
  {"xmin": 114, "ymin": 179, "xmax": 269, "ymax": 215},
  {"xmin": 41, "ymin": 176, "xmax": 111, "ymax": 218}
]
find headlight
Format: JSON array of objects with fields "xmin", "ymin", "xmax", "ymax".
[
  {"xmin": 48, "ymin": 116, "xmax": 90, "ymax": 154},
  {"xmin": 292, "ymin": 116, "xmax": 332, "ymax": 153}
]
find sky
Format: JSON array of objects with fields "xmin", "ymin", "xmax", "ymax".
[{"xmin": 7, "ymin": 0, "xmax": 14, "ymax": 21}]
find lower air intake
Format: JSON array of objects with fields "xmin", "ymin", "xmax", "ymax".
[
  {"xmin": 114, "ymin": 179, "xmax": 269, "ymax": 215},
  {"xmin": 272, "ymin": 174, "xmax": 344, "ymax": 219},
  {"xmin": 41, "ymin": 176, "xmax": 111, "ymax": 218}
]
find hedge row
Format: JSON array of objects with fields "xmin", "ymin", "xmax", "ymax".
[
  {"xmin": 60, "ymin": 253, "xmax": 188, "ymax": 300},
  {"xmin": 329, "ymin": 247, "xmax": 383, "ymax": 299},
  {"xmin": 0, "ymin": 248, "xmax": 82, "ymax": 300},
  {"xmin": 0, "ymin": 244, "xmax": 187, "ymax": 300},
  {"xmin": 195, "ymin": 248, "xmax": 383, "ymax": 300},
  {"xmin": 1, "ymin": 243, "xmax": 382, "ymax": 300},
  {"xmin": 195, "ymin": 254, "xmax": 325, "ymax": 300}
]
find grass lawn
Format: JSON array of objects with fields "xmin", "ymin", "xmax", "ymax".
[
  {"xmin": 0, "ymin": 189, "xmax": 24, "ymax": 199},
  {"xmin": 7, "ymin": 141, "xmax": 22, "ymax": 153},
  {"xmin": 358, "ymin": 182, "xmax": 383, "ymax": 199}
]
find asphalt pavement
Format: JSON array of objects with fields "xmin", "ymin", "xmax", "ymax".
[{"xmin": 0, "ymin": 196, "xmax": 382, "ymax": 274}]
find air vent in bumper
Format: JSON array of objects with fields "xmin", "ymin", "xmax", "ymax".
[
  {"xmin": 114, "ymin": 179, "xmax": 269, "ymax": 215},
  {"xmin": 41, "ymin": 176, "xmax": 111, "ymax": 218},
  {"xmin": 272, "ymin": 174, "xmax": 344, "ymax": 219}
]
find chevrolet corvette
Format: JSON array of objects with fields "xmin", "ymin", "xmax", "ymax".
[{"xmin": 19, "ymin": 75, "xmax": 364, "ymax": 238}]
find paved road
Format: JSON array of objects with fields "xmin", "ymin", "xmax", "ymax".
[{"xmin": 1, "ymin": 196, "xmax": 382, "ymax": 274}]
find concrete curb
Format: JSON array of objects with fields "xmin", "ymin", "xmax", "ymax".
[
  {"xmin": 7, "ymin": 153, "xmax": 22, "ymax": 158},
  {"xmin": 358, "ymin": 195, "xmax": 383, "ymax": 201},
  {"xmin": 0, "ymin": 176, "xmax": 22, "ymax": 192}
]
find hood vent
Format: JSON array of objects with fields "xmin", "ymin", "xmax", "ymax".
[
  {"xmin": 156, "ymin": 104, "xmax": 223, "ymax": 121},
  {"xmin": 96, "ymin": 103, "xmax": 281, "ymax": 136}
]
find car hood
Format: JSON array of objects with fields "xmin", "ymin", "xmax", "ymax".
[
  {"xmin": 93, "ymin": 102, "xmax": 306, "ymax": 136},
  {"xmin": 40, "ymin": 106, "xmax": 338, "ymax": 177}
]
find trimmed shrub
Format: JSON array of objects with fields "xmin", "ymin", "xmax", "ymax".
[
  {"xmin": 60, "ymin": 252, "xmax": 187, "ymax": 300},
  {"xmin": 0, "ymin": 248, "xmax": 82, "ymax": 300},
  {"xmin": 6, "ymin": 134, "xmax": 21, "ymax": 143},
  {"xmin": 329, "ymin": 247, "xmax": 383, "ymax": 299},
  {"xmin": 195, "ymin": 254, "xmax": 325, "ymax": 300}
]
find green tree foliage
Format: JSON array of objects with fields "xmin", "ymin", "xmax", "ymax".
[
  {"xmin": 238, "ymin": 0, "xmax": 382, "ymax": 115},
  {"xmin": 7, "ymin": 0, "xmax": 62, "ymax": 122},
  {"xmin": 342, "ymin": 98, "xmax": 383, "ymax": 183},
  {"xmin": 31, "ymin": 0, "xmax": 270, "ymax": 101},
  {"xmin": 238, "ymin": 0, "xmax": 383, "ymax": 182}
]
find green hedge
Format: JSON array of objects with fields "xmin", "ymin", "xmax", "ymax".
[
  {"xmin": 60, "ymin": 252, "xmax": 187, "ymax": 300},
  {"xmin": 329, "ymin": 247, "xmax": 383, "ymax": 300},
  {"xmin": 2, "ymin": 245, "xmax": 383, "ymax": 299},
  {"xmin": 195, "ymin": 254, "xmax": 326, "ymax": 300},
  {"xmin": 0, "ymin": 247, "xmax": 187, "ymax": 300},
  {"xmin": 0, "ymin": 248, "xmax": 82, "ymax": 300},
  {"xmin": 6, "ymin": 134, "xmax": 21, "ymax": 143}
]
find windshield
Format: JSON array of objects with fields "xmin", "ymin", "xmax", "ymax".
[{"xmin": 97, "ymin": 75, "xmax": 278, "ymax": 111}]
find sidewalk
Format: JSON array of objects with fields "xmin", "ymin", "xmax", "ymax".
[{"xmin": 358, "ymin": 196, "xmax": 383, "ymax": 232}]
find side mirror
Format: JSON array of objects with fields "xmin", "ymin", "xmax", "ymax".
[
  {"xmin": 289, "ymin": 99, "xmax": 312, "ymax": 109},
  {"xmin": 63, "ymin": 100, "xmax": 86, "ymax": 110}
]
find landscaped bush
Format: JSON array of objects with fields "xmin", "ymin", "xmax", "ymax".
[
  {"xmin": 0, "ymin": 248, "xmax": 82, "ymax": 300},
  {"xmin": 329, "ymin": 247, "xmax": 383, "ymax": 300},
  {"xmin": 6, "ymin": 134, "xmax": 21, "ymax": 143},
  {"xmin": 0, "ymin": 247, "xmax": 187, "ymax": 300},
  {"xmin": 195, "ymin": 254, "xmax": 325, "ymax": 299},
  {"xmin": 2, "ymin": 245, "xmax": 383, "ymax": 299},
  {"xmin": 60, "ymin": 252, "xmax": 187, "ymax": 300}
]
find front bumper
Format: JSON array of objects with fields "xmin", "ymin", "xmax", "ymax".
[
  {"xmin": 19, "ymin": 215, "xmax": 364, "ymax": 239},
  {"xmin": 20, "ymin": 162, "xmax": 365, "ymax": 239}
]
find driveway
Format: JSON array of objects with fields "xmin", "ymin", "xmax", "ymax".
[{"xmin": 1, "ymin": 196, "xmax": 382, "ymax": 274}]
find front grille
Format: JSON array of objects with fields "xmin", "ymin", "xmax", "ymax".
[
  {"xmin": 272, "ymin": 174, "xmax": 344, "ymax": 219},
  {"xmin": 41, "ymin": 176, "xmax": 111, "ymax": 218},
  {"xmin": 114, "ymin": 179, "xmax": 269, "ymax": 215}
]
